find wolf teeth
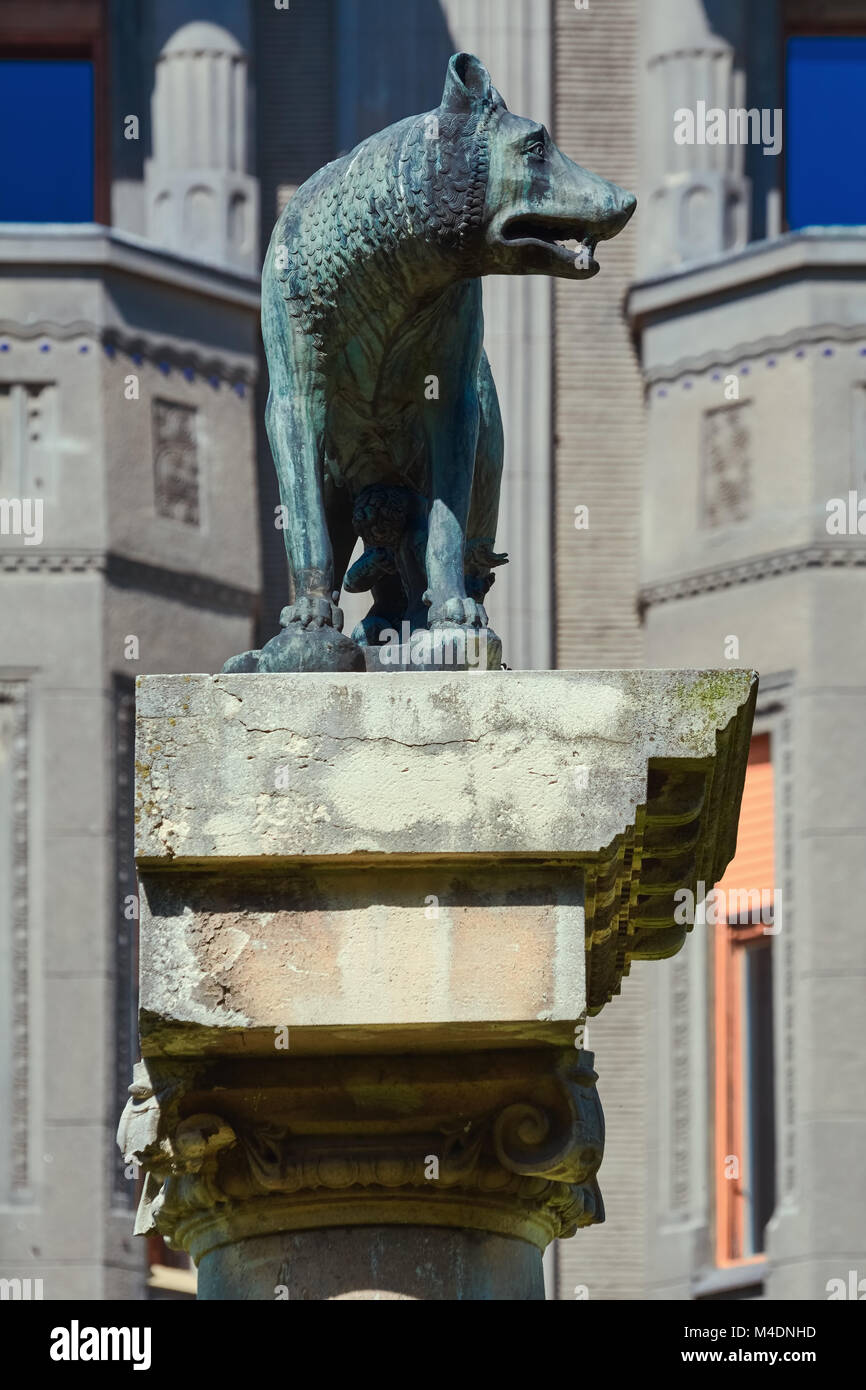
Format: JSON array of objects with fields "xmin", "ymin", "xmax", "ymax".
[
  {"xmin": 560, "ymin": 236, "xmax": 596, "ymax": 256},
  {"xmin": 559, "ymin": 237, "xmax": 585, "ymax": 252}
]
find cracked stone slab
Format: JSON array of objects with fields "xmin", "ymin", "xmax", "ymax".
[{"xmin": 135, "ymin": 670, "xmax": 756, "ymax": 863}]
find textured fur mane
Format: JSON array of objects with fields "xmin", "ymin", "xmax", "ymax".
[{"xmin": 275, "ymin": 93, "xmax": 501, "ymax": 342}]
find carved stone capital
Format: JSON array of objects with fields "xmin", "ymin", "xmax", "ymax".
[{"xmin": 118, "ymin": 1048, "xmax": 604, "ymax": 1264}]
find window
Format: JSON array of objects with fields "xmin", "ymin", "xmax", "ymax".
[
  {"xmin": 0, "ymin": 0, "xmax": 109, "ymax": 223},
  {"xmin": 713, "ymin": 733, "xmax": 777, "ymax": 1266},
  {"xmin": 0, "ymin": 382, "xmax": 58, "ymax": 499},
  {"xmin": 786, "ymin": 36, "xmax": 866, "ymax": 228},
  {"xmin": 0, "ymin": 60, "xmax": 94, "ymax": 221}
]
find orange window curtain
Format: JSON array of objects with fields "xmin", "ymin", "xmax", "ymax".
[{"xmin": 713, "ymin": 733, "xmax": 774, "ymax": 1266}]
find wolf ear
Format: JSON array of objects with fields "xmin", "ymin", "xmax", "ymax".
[{"xmin": 440, "ymin": 52, "xmax": 503, "ymax": 113}]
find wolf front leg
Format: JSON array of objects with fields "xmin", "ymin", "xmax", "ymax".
[{"xmin": 266, "ymin": 384, "xmax": 342, "ymax": 631}]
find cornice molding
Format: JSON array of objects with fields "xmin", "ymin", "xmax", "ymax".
[
  {"xmin": 107, "ymin": 554, "xmax": 259, "ymax": 617},
  {"xmin": 0, "ymin": 224, "xmax": 261, "ymax": 309},
  {"xmin": 628, "ymin": 227, "xmax": 866, "ymax": 325},
  {"xmin": 0, "ymin": 549, "xmax": 259, "ymax": 616},
  {"xmin": 643, "ymin": 325, "xmax": 866, "ymax": 388},
  {"xmin": 640, "ymin": 544, "xmax": 866, "ymax": 609}
]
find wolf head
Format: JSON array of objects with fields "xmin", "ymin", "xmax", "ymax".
[{"xmin": 440, "ymin": 52, "xmax": 636, "ymax": 280}]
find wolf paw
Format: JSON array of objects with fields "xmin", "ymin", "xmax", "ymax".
[
  {"xmin": 424, "ymin": 592, "xmax": 488, "ymax": 629},
  {"xmin": 280, "ymin": 593, "xmax": 344, "ymax": 631}
]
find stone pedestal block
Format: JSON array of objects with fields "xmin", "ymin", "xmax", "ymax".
[{"xmin": 120, "ymin": 670, "xmax": 755, "ymax": 1298}]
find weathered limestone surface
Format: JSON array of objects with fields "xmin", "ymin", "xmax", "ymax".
[
  {"xmin": 136, "ymin": 669, "xmax": 751, "ymax": 861},
  {"xmin": 121, "ymin": 669, "xmax": 756, "ymax": 1299}
]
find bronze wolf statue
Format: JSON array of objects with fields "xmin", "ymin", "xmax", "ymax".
[{"xmin": 225, "ymin": 53, "xmax": 635, "ymax": 673}]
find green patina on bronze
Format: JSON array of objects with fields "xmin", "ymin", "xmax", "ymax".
[{"xmin": 224, "ymin": 52, "xmax": 636, "ymax": 674}]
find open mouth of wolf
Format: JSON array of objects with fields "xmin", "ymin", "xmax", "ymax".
[{"xmin": 501, "ymin": 216, "xmax": 600, "ymax": 273}]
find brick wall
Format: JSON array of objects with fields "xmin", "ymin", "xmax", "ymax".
[
  {"xmin": 553, "ymin": 0, "xmax": 644, "ymax": 670},
  {"xmin": 552, "ymin": 0, "xmax": 648, "ymax": 1301}
]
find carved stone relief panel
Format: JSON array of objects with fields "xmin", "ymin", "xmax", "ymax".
[
  {"xmin": 152, "ymin": 399, "xmax": 200, "ymax": 527},
  {"xmin": 701, "ymin": 401, "xmax": 752, "ymax": 529}
]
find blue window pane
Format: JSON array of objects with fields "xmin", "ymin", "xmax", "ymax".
[
  {"xmin": 786, "ymin": 37, "xmax": 866, "ymax": 229},
  {"xmin": 0, "ymin": 60, "xmax": 94, "ymax": 221}
]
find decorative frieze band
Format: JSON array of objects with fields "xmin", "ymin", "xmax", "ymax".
[
  {"xmin": 0, "ymin": 322, "xmax": 256, "ymax": 387},
  {"xmin": 0, "ymin": 552, "xmax": 104, "ymax": 575}
]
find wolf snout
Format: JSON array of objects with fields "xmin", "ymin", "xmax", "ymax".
[{"xmin": 598, "ymin": 187, "xmax": 637, "ymax": 241}]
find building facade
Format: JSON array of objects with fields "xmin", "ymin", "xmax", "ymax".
[
  {"xmin": 1, "ymin": 0, "xmax": 863, "ymax": 1301},
  {"xmin": 562, "ymin": 0, "xmax": 866, "ymax": 1303},
  {"xmin": 0, "ymin": 0, "xmax": 261, "ymax": 1300}
]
